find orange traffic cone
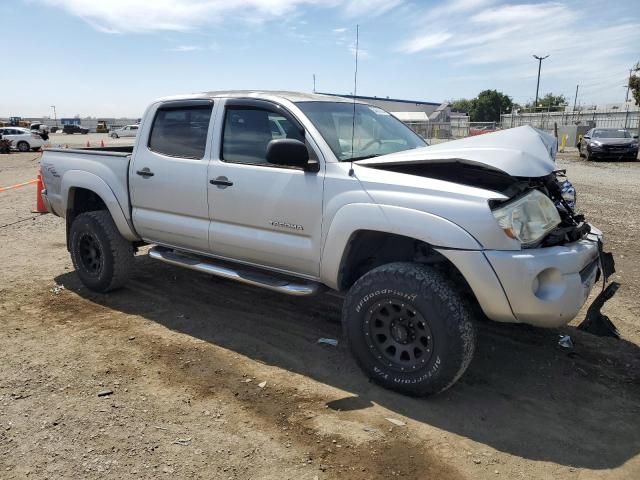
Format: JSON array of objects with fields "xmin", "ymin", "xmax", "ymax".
[
  {"xmin": 100, "ymin": 140, "xmax": 105, "ymax": 147},
  {"xmin": 32, "ymin": 174, "xmax": 48, "ymax": 213}
]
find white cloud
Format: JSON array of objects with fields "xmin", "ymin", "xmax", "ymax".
[
  {"xmin": 399, "ymin": 32, "xmax": 452, "ymax": 53},
  {"xmin": 167, "ymin": 45, "xmax": 202, "ymax": 52},
  {"xmin": 33, "ymin": 0, "xmax": 404, "ymax": 33},
  {"xmin": 398, "ymin": 1, "xmax": 640, "ymax": 103},
  {"xmin": 341, "ymin": 0, "xmax": 403, "ymax": 17},
  {"xmin": 425, "ymin": 0, "xmax": 496, "ymax": 19},
  {"xmin": 333, "ymin": 27, "xmax": 347, "ymax": 33}
]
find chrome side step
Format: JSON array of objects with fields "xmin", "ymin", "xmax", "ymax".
[{"xmin": 148, "ymin": 246, "xmax": 321, "ymax": 296}]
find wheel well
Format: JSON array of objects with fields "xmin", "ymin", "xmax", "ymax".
[
  {"xmin": 65, "ymin": 187, "xmax": 107, "ymax": 249},
  {"xmin": 337, "ymin": 230, "xmax": 479, "ymax": 309}
]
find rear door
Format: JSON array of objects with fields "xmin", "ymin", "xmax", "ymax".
[
  {"xmin": 130, "ymin": 99, "xmax": 216, "ymax": 252},
  {"xmin": 207, "ymin": 98, "xmax": 325, "ymax": 278}
]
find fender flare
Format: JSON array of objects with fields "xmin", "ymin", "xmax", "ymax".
[
  {"xmin": 62, "ymin": 170, "xmax": 139, "ymax": 241},
  {"xmin": 320, "ymin": 203, "xmax": 482, "ymax": 289}
]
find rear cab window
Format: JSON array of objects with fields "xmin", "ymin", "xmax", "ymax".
[{"xmin": 148, "ymin": 103, "xmax": 213, "ymax": 159}]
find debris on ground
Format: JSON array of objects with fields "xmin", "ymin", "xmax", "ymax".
[
  {"xmin": 385, "ymin": 418, "xmax": 406, "ymax": 427},
  {"xmin": 578, "ymin": 282, "xmax": 621, "ymax": 338},
  {"xmin": 258, "ymin": 381, "xmax": 267, "ymax": 388},
  {"xmin": 317, "ymin": 338, "xmax": 338, "ymax": 347},
  {"xmin": 558, "ymin": 335, "xmax": 573, "ymax": 349},
  {"xmin": 173, "ymin": 438, "xmax": 192, "ymax": 446},
  {"xmin": 50, "ymin": 284, "xmax": 65, "ymax": 295}
]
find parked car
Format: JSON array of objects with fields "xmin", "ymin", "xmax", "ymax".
[
  {"xmin": 39, "ymin": 91, "xmax": 615, "ymax": 397},
  {"xmin": 110, "ymin": 124, "xmax": 139, "ymax": 138},
  {"xmin": 578, "ymin": 128, "xmax": 639, "ymax": 161},
  {"xmin": 63, "ymin": 124, "xmax": 89, "ymax": 135},
  {"xmin": 30, "ymin": 123, "xmax": 50, "ymax": 141},
  {"xmin": 0, "ymin": 127, "xmax": 45, "ymax": 151}
]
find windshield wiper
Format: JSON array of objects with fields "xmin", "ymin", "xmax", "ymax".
[{"xmin": 346, "ymin": 154, "xmax": 382, "ymax": 162}]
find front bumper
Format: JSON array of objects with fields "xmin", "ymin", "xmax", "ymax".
[
  {"xmin": 484, "ymin": 227, "xmax": 606, "ymax": 328},
  {"xmin": 589, "ymin": 146, "xmax": 638, "ymax": 159}
]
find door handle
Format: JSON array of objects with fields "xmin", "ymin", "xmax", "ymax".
[
  {"xmin": 136, "ymin": 168, "xmax": 154, "ymax": 177},
  {"xmin": 210, "ymin": 176, "xmax": 233, "ymax": 188}
]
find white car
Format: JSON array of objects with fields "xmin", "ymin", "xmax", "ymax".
[
  {"xmin": 0, "ymin": 127, "xmax": 45, "ymax": 152},
  {"xmin": 110, "ymin": 125, "xmax": 139, "ymax": 138}
]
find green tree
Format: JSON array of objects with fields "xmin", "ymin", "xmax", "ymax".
[
  {"xmin": 629, "ymin": 62, "xmax": 640, "ymax": 107},
  {"xmin": 472, "ymin": 90, "xmax": 514, "ymax": 122},
  {"xmin": 525, "ymin": 93, "xmax": 567, "ymax": 111},
  {"xmin": 449, "ymin": 90, "xmax": 514, "ymax": 122},
  {"xmin": 450, "ymin": 98, "xmax": 474, "ymax": 114}
]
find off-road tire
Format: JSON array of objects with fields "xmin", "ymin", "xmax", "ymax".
[
  {"xmin": 343, "ymin": 262, "xmax": 476, "ymax": 396},
  {"xmin": 578, "ymin": 143, "xmax": 585, "ymax": 158},
  {"xmin": 69, "ymin": 211, "xmax": 133, "ymax": 292},
  {"xmin": 17, "ymin": 141, "xmax": 30, "ymax": 152}
]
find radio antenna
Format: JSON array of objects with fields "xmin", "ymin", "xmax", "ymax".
[{"xmin": 348, "ymin": 24, "xmax": 359, "ymax": 177}]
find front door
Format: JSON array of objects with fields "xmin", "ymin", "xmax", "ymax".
[
  {"xmin": 207, "ymin": 99, "xmax": 324, "ymax": 278},
  {"xmin": 130, "ymin": 100, "xmax": 215, "ymax": 253}
]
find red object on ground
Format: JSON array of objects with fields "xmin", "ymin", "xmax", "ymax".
[
  {"xmin": 86, "ymin": 141, "xmax": 91, "ymax": 147},
  {"xmin": 32, "ymin": 174, "xmax": 48, "ymax": 213},
  {"xmin": 100, "ymin": 140, "xmax": 105, "ymax": 147}
]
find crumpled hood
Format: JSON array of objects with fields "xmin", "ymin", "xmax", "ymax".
[{"xmin": 356, "ymin": 125, "xmax": 558, "ymax": 178}]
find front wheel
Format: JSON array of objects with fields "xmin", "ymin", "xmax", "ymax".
[
  {"xmin": 69, "ymin": 211, "xmax": 134, "ymax": 292},
  {"xmin": 343, "ymin": 262, "xmax": 476, "ymax": 397},
  {"xmin": 111, "ymin": 133, "xmax": 118, "ymax": 138},
  {"xmin": 17, "ymin": 141, "xmax": 30, "ymax": 152}
]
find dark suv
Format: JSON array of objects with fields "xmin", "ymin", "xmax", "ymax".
[
  {"xmin": 578, "ymin": 128, "xmax": 639, "ymax": 161},
  {"xmin": 63, "ymin": 124, "xmax": 89, "ymax": 135}
]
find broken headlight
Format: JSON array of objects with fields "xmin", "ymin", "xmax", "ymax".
[{"xmin": 491, "ymin": 189, "xmax": 561, "ymax": 246}]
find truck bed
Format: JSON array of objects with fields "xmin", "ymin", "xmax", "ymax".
[{"xmin": 40, "ymin": 146, "xmax": 133, "ymax": 224}]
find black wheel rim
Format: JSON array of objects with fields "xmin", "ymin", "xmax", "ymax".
[
  {"xmin": 364, "ymin": 299, "xmax": 434, "ymax": 372},
  {"xmin": 78, "ymin": 233, "xmax": 103, "ymax": 276}
]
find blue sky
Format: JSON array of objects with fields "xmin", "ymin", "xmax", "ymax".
[{"xmin": 3, "ymin": 0, "xmax": 639, "ymax": 117}]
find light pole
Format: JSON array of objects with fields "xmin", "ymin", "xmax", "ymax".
[
  {"xmin": 533, "ymin": 55, "xmax": 549, "ymax": 110},
  {"xmin": 50, "ymin": 105, "xmax": 58, "ymax": 127}
]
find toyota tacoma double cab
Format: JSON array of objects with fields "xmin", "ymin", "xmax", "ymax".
[{"xmin": 39, "ymin": 91, "xmax": 615, "ymax": 396}]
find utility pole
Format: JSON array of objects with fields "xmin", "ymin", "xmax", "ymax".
[
  {"xmin": 312, "ymin": 74, "xmax": 316, "ymax": 93},
  {"xmin": 572, "ymin": 84, "xmax": 579, "ymax": 111},
  {"xmin": 50, "ymin": 105, "xmax": 58, "ymax": 127},
  {"xmin": 533, "ymin": 54, "xmax": 549, "ymax": 109}
]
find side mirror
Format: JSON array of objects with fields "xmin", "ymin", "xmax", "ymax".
[
  {"xmin": 583, "ymin": 135, "xmax": 590, "ymax": 140},
  {"xmin": 633, "ymin": 134, "xmax": 639, "ymax": 139},
  {"xmin": 266, "ymin": 139, "xmax": 313, "ymax": 170}
]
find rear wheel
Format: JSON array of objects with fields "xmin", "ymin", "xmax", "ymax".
[
  {"xmin": 69, "ymin": 211, "xmax": 133, "ymax": 292},
  {"xmin": 343, "ymin": 262, "xmax": 476, "ymax": 396},
  {"xmin": 17, "ymin": 141, "xmax": 30, "ymax": 152}
]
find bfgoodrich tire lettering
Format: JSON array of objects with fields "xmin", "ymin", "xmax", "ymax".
[
  {"xmin": 343, "ymin": 262, "xmax": 476, "ymax": 396},
  {"xmin": 69, "ymin": 211, "xmax": 133, "ymax": 292}
]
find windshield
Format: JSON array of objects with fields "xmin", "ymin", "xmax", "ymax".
[
  {"xmin": 296, "ymin": 101, "xmax": 426, "ymax": 161},
  {"xmin": 592, "ymin": 129, "xmax": 631, "ymax": 139}
]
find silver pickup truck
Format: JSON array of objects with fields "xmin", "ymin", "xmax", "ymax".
[{"xmin": 39, "ymin": 91, "xmax": 614, "ymax": 396}]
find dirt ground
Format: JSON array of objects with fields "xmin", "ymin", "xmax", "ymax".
[{"xmin": 0, "ymin": 149, "xmax": 639, "ymax": 479}]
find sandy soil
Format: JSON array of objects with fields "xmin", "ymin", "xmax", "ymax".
[{"xmin": 0, "ymin": 150, "xmax": 638, "ymax": 479}]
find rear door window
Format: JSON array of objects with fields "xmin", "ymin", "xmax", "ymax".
[{"xmin": 148, "ymin": 104, "xmax": 213, "ymax": 159}]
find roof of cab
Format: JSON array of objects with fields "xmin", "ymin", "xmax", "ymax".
[{"xmin": 155, "ymin": 90, "xmax": 357, "ymax": 104}]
